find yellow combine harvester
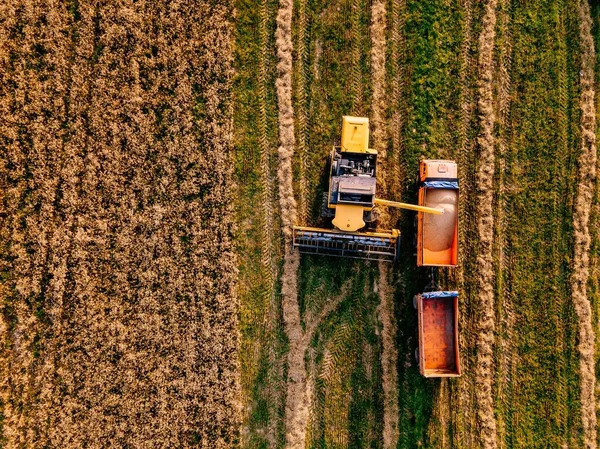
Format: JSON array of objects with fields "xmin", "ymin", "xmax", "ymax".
[{"xmin": 292, "ymin": 116, "xmax": 443, "ymax": 262}]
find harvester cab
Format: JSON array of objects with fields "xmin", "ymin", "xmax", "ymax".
[{"xmin": 292, "ymin": 116, "xmax": 443, "ymax": 262}]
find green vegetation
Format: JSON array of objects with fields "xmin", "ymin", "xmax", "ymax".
[{"xmin": 236, "ymin": 0, "xmax": 599, "ymax": 448}]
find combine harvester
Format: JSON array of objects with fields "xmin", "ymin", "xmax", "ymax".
[
  {"xmin": 293, "ymin": 117, "xmax": 461, "ymax": 377},
  {"xmin": 292, "ymin": 116, "xmax": 443, "ymax": 262}
]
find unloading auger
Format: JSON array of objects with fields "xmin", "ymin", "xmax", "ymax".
[{"xmin": 292, "ymin": 116, "xmax": 443, "ymax": 262}]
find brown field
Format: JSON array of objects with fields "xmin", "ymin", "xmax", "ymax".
[{"xmin": 0, "ymin": 1, "xmax": 238, "ymax": 447}]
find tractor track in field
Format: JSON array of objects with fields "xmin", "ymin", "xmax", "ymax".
[
  {"xmin": 376, "ymin": 265, "xmax": 400, "ymax": 449},
  {"xmin": 257, "ymin": 0, "xmax": 281, "ymax": 443},
  {"xmin": 258, "ymin": 0, "xmax": 277, "ymax": 312},
  {"xmin": 493, "ymin": 0, "xmax": 517, "ymax": 444},
  {"xmin": 351, "ymin": 0, "xmax": 364, "ymax": 114},
  {"xmin": 549, "ymin": 1, "xmax": 570, "ymax": 441},
  {"xmin": 389, "ymin": 0, "xmax": 407, "ymax": 195},
  {"xmin": 370, "ymin": 1, "xmax": 399, "ymax": 448},
  {"xmin": 294, "ymin": 0, "xmax": 309, "ymax": 225},
  {"xmin": 573, "ymin": 2, "xmax": 598, "ymax": 447},
  {"xmin": 475, "ymin": 0, "xmax": 499, "ymax": 448},
  {"xmin": 454, "ymin": 0, "xmax": 477, "ymax": 445},
  {"xmin": 274, "ymin": 1, "xmax": 307, "ymax": 448}
]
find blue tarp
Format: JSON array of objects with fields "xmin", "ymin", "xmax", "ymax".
[
  {"xmin": 420, "ymin": 291, "xmax": 458, "ymax": 299},
  {"xmin": 423, "ymin": 180, "xmax": 459, "ymax": 189}
]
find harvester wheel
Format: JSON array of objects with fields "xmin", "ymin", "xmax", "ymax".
[
  {"xmin": 364, "ymin": 207, "xmax": 380, "ymax": 227},
  {"xmin": 320, "ymin": 192, "xmax": 335, "ymax": 218},
  {"xmin": 415, "ymin": 347, "xmax": 420, "ymax": 365},
  {"xmin": 413, "ymin": 295, "xmax": 418, "ymax": 309}
]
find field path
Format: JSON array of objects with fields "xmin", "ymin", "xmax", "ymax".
[
  {"xmin": 573, "ymin": 1, "xmax": 598, "ymax": 447},
  {"xmin": 475, "ymin": 0, "xmax": 499, "ymax": 448}
]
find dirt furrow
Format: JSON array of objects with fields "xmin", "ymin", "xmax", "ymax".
[
  {"xmin": 377, "ymin": 265, "xmax": 400, "ymax": 449},
  {"xmin": 475, "ymin": 1, "xmax": 499, "ymax": 448},
  {"xmin": 274, "ymin": 1, "xmax": 307, "ymax": 448},
  {"xmin": 573, "ymin": 2, "xmax": 598, "ymax": 447}
]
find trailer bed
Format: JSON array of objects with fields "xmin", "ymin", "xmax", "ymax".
[{"xmin": 416, "ymin": 291, "xmax": 460, "ymax": 377}]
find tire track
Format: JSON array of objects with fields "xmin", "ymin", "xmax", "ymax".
[
  {"xmin": 573, "ymin": 2, "xmax": 598, "ymax": 447},
  {"xmin": 257, "ymin": 1, "xmax": 280, "ymax": 444},
  {"xmin": 258, "ymin": 0, "xmax": 276, "ymax": 310},
  {"xmin": 389, "ymin": 0, "xmax": 407, "ymax": 195},
  {"xmin": 376, "ymin": 265, "xmax": 399, "ymax": 449},
  {"xmin": 274, "ymin": 1, "xmax": 306, "ymax": 448},
  {"xmin": 294, "ymin": 0, "xmax": 309, "ymax": 224},
  {"xmin": 475, "ymin": 1, "xmax": 499, "ymax": 448},
  {"xmin": 493, "ymin": 0, "xmax": 517, "ymax": 445},
  {"xmin": 351, "ymin": 0, "xmax": 363, "ymax": 113},
  {"xmin": 548, "ymin": 1, "xmax": 569, "ymax": 442},
  {"xmin": 454, "ymin": 0, "xmax": 477, "ymax": 446}
]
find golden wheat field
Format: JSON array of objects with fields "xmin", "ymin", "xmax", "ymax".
[{"xmin": 1, "ymin": 0, "xmax": 600, "ymax": 448}]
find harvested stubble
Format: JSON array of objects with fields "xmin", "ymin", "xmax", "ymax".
[
  {"xmin": 474, "ymin": 0, "xmax": 499, "ymax": 448},
  {"xmin": 0, "ymin": 1, "xmax": 239, "ymax": 447},
  {"xmin": 573, "ymin": 1, "xmax": 598, "ymax": 447}
]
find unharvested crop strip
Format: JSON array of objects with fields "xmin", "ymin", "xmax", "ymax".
[
  {"xmin": 573, "ymin": 1, "xmax": 598, "ymax": 447},
  {"xmin": 370, "ymin": 1, "xmax": 399, "ymax": 447},
  {"xmin": 3, "ymin": 2, "xmax": 239, "ymax": 447},
  {"xmin": 475, "ymin": 0, "xmax": 499, "ymax": 448},
  {"xmin": 274, "ymin": 1, "xmax": 307, "ymax": 448}
]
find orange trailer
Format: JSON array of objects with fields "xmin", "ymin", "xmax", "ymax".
[
  {"xmin": 416, "ymin": 160, "xmax": 459, "ymax": 267},
  {"xmin": 414, "ymin": 291, "xmax": 461, "ymax": 377}
]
